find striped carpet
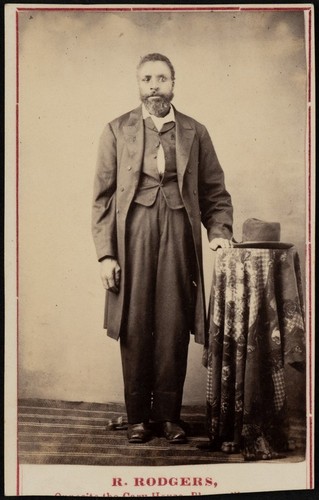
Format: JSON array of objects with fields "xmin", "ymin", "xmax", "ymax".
[{"xmin": 18, "ymin": 399, "xmax": 306, "ymax": 466}]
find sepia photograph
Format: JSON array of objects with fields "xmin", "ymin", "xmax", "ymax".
[{"xmin": 5, "ymin": 3, "xmax": 314, "ymax": 496}]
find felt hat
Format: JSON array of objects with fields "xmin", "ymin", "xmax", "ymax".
[{"xmin": 233, "ymin": 218, "xmax": 293, "ymax": 249}]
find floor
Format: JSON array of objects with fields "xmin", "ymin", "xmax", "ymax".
[{"xmin": 18, "ymin": 399, "xmax": 306, "ymax": 466}]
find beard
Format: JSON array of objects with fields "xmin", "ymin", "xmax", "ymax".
[{"xmin": 140, "ymin": 91, "xmax": 174, "ymax": 117}]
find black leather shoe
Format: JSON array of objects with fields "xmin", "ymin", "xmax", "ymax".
[
  {"xmin": 127, "ymin": 423, "xmax": 151, "ymax": 443},
  {"xmin": 162, "ymin": 421, "xmax": 187, "ymax": 443}
]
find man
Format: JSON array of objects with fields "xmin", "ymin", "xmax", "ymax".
[{"xmin": 92, "ymin": 53, "xmax": 233, "ymax": 444}]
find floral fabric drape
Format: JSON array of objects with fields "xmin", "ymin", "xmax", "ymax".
[{"xmin": 204, "ymin": 247, "xmax": 305, "ymax": 460}]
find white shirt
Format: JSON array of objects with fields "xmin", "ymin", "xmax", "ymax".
[{"xmin": 142, "ymin": 104, "xmax": 175, "ymax": 175}]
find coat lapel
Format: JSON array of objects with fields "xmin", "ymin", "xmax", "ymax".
[
  {"xmin": 122, "ymin": 106, "xmax": 195, "ymax": 184},
  {"xmin": 175, "ymin": 110, "xmax": 196, "ymax": 188},
  {"xmin": 123, "ymin": 106, "xmax": 144, "ymax": 177}
]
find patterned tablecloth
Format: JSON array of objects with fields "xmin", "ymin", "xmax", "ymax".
[{"xmin": 203, "ymin": 247, "xmax": 306, "ymax": 460}]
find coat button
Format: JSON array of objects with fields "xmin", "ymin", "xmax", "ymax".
[
  {"xmin": 121, "ymin": 187, "xmax": 125, "ymax": 192},
  {"xmin": 127, "ymin": 165, "xmax": 132, "ymax": 171},
  {"xmin": 193, "ymin": 189, "xmax": 197, "ymax": 195},
  {"xmin": 116, "ymin": 209, "xmax": 120, "ymax": 214},
  {"xmin": 187, "ymin": 168, "xmax": 192, "ymax": 173}
]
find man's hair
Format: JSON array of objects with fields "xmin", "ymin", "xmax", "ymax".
[{"xmin": 137, "ymin": 53, "xmax": 175, "ymax": 81}]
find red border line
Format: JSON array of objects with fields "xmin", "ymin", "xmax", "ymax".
[
  {"xmin": 16, "ymin": 6, "xmax": 240, "ymax": 12},
  {"xmin": 15, "ymin": 6, "xmax": 311, "ymax": 13},
  {"xmin": 309, "ymin": 416, "xmax": 313, "ymax": 488},
  {"xmin": 307, "ymin": 8, "xmax": 313, "ymax": 489},
  {"xmin": 308, "ymin": 110, "xmax": 312, "ymax": 389},
  {"xmin": 239, "ymin": 7, "xmax": 310, "ymax": 11},
  {"xmin": 16, "ymin": 8, "xmax": 20, "ymax": 496},
  {"xmin": 14, "ymin": 4, "xmax": 314, "ymax": 494},
  {"xmin": 307, "ymin": 109, "xmax": 313, "ymax": 490},
  {"xmin": 308, "ymin": 8, "xmax": 312, "ymax": 102}
]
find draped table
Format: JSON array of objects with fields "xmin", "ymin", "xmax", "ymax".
[{"xmin": 203, "ymin": 246, "xmax": 306, "ymax": 460}]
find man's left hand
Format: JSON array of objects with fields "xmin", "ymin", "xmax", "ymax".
[{"xmin": 209, "ymin": 238, "xmax": 233, "ymax": 251}]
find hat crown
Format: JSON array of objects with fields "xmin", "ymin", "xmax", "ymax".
[{"xmin": 242, "ymin": 218, "xmax": 281, "ymax": 242}]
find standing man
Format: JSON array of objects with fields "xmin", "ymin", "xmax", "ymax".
[{"xmin": 92, "ymin": 53, "xmax": 233, "ymax": 444}]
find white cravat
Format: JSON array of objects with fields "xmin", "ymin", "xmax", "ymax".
[{"xmin": 142, "ymin": 105, "xmax": 175, "ymax": 175}]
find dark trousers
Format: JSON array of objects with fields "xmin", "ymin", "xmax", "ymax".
[{"xmin": 120, "ymin": 191, "xmax": 196, "ymax": 423}]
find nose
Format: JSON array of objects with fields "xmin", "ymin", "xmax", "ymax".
[{"xmin": 149, "ymin": 78, "xmax": 159, "ymax": 92}]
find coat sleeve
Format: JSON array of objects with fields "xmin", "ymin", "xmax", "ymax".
[
  {"xmin": 197, "ymin": 125, "xmax": 233, "ymax": 241},
  {"xmin": 91, "ymin": 123, "xmax": 118, "ymax": 261}
]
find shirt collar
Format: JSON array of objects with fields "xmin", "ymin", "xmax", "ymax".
[{"xmin": 142, "ymin": 104, "xmax": 175, "ymax": 131}]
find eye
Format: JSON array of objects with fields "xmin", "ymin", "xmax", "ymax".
[
  {"xmin": 142, "ymin": 76, "xmax": 151, "ymax": 82},
  {"xmin": 159, "ymin": 76, "xmax": 167, "ymax": 82}
]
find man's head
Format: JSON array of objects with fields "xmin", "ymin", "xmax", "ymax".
[{"xmin": 137, "ymin": 53, "xmax": 175, "ymax": 117}]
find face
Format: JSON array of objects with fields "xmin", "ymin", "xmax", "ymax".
[{"xmin": 137, "ymin": 60, "xmax": 174, "ymax": 117}]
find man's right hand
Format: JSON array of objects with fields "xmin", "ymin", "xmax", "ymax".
[{"xmin": 100, "ymin": 257, "xmax": 121, "ymax": 293}]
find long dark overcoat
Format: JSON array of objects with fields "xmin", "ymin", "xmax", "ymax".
[{"xmin": 92, "ymin": 105, "xmax": 233, "ymax": 344}]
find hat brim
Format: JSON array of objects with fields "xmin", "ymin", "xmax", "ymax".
[{"xmin": 233, "ymin": 241, "xmax": 294, "ymax": 249}]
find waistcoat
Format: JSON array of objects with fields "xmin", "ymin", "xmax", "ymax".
[{"xmin": 133, "ymin": 117, "xmax": 184, "ymax": 209}]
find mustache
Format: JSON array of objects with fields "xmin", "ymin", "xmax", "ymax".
[{"xmin": 145, "ymin": 93, "xmax": 165, "ymax": 98}]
